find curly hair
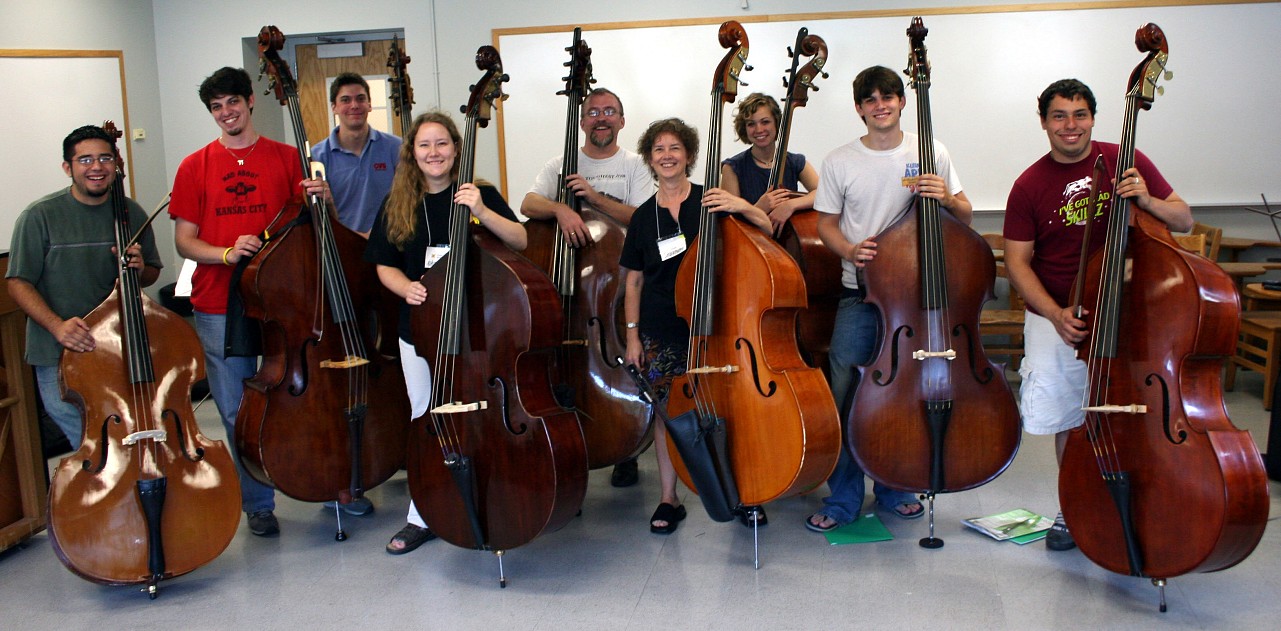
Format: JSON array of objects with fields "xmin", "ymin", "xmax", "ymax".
[
  {"xmin": 636, "ymin": 118, "xmax": 699, "ymax": 178},
  {"xmin": 382, "ymin": 111, "xmax": 462, "ymax": 248},
  {"xmin": 198, "ymin": 67, "xmax": 254, "ymax": 111},
  {"xmin": 732, "ymin": 93, "xmax": 781, "ymax": 145},
  {"xmin": 1037, "ymin": 79, "xmax": 1097, "ymax": 120}
]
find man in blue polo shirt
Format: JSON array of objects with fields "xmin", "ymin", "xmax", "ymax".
[
  {"xmin": 310, "ymin": 72, "xmax": 401, "ymax": 237},
  {"xmin": 308, "ymin": 72, "xmax": 400, "ymax": 517}
]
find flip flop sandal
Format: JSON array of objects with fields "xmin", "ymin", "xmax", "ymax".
[
  {"xmin": 805, "ymin": 513, "xmax": 841, "ymax": 533},
  {"xmin": 889, "ymin": 501, "xmax": 925, "ymax": 520},
  {"xmin": 386, "ymin": 523, "xmax": 437, "ymax": 555},
  {"xmin": 650, "ymin": 502, "xmax": 687, "ymax": 534}
]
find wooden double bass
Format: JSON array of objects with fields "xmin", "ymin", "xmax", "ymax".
[
  {"xmin": 49, "ymin": 122, "xmax": 239, "ymax": 598},
  {"xmin": 847, "ymin": 18, "xmax": 1020, "ymax": 547},
  {"xmin": 1060, "ymin": 23, "xmax": 1268, "ymax": 610},
  {"xmin": 768, "ymin": 28, "xmax": 843, "ymax": 376},
  {"xmin": 387, "ymin": 33, "xmax": 415, "ymax": 140},
  {"xmin": 407, "ymin": 46, "xmax": 587, "ymax": 586},
  {"xmin": 523, "ymin": 28, "xmax": 652, "ymax": 469},
  {"xmin": 668, "ymin": 21, "xmax": 840, "ymax": 518},
  {"xmin": 236, "ymin": 26, "xmax": 410, "ymax": 536}
]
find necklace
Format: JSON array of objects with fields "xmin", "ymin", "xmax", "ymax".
[{"xmin": 222, "ymin": 138, "xmax": 260, "ymax": 165}]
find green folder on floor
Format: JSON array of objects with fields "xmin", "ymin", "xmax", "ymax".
[{"xmin": 823, "ymin": 513, "xmax": 893, "ymax": 545}]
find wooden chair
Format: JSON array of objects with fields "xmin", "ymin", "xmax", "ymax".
[
  {"xmin": 1172, "ymin": 233, "xmax": 1208, "ymax": 257},
  {"xmin": 1241, "ymin": 282, "xmax": 1281, "ymax": 311},
  {"xmin": 1224, "ymin": 310, "xmax": 1281, "ymax": 410},
  {"xmin": 979, "ymin": 234, "xmax": 1025, "ymax": 370},
  {"xmin": 1190, "ymin": 221, "xmax": 1223, "ymax": 261}
]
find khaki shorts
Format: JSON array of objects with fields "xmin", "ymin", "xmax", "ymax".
[{"xmin": 1017, "ymin": 311, "xmax": 1086, "ymax": 435}]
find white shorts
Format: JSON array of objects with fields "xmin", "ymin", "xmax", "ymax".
[{"xmin": 1017, "ymin": 311, "xmax": 1086, "ymax": 435}]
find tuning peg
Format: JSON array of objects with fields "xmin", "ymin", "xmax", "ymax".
[
  {"xmin": 563, "ymin": 60, "xmax": 572, "ymax": 67},
  {"xmin": 1156, "ymin": 86, "xmax": 1165, "ymax": 96},
  {"xmin": 782, "ymin": 77, "xmax": 790, "ymax": 88},
  {"xmin": 1164, "ymin": 70, "xmax": 1174, "ymax": 80},
  {"xmin": 501, "ymin": 73, "xmax": 511, "ymax": 82},
  {"xmin": 745, "ymin": 64, "xmax": 754, "ymax": 72},
  {"xmin": 812, "ymin": 85, "xmax": 821, "ymax": 92},
  {"xmin": 469, "ymin": 83, "xmax": 476, "ymax": 91},
  {"xmin": 821, "ymin": 71, "xmax": 830, "ymax": 79},
  {"xmin": 787, "ymin": 46, "xmax": 795, "ymax": 58}
]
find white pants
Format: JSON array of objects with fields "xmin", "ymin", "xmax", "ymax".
[{"xmin": 1017, "ymin": 311, "xmax": 1087, "ymax": 435}]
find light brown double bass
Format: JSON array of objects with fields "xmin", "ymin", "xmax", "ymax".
[
  {"xmin": 49, "ymin": 122, "xmax": 239, "ymax": 598},
  {"xmin": 407, "ymin": 46, "xmax": 587, "ymax": 587},
  {"xmin": 1061, "ymin": 23, "xmax": 1268, "ymax": 611},
  {"xmin": 667, "ymin": 21, "xmax": 840, "ymax": 535},
  {"xmin": 767, "ymin": 28, "xmax": 843, "ymax": 376},
  {"xmin": 523, "ymin": 28, "xmax": 652, "ymax": 469},
  {"xmin": 236, "ymin": 26, "xmax": 409, "ymax": 539},
  {"xmin": 847, "ymin": 18, "xmax": 1020, "ymax": 548}
]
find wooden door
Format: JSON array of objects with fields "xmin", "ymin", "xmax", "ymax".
[{"xmin": 295, "ymin": 39, "xmax": 407, "ymax": 148}]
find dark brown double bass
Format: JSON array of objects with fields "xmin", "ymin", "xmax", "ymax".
[
  {"xmin": 667, "ymin": 21, "xmax": 840, "ymax": 532},
  {"xmin": 387, "ymin": 34, "xmax": 415, "ymax": 140},
  {"xmin": 523, "ymin": 28, "xmax": 652, "ymax": 469},
  {"xmin": 1061, "ymin": 24, "xmax": 1268, "ymax": 611},
  {"xmin": 768, "ymin": 28, "xmax": 843, "ymax": 376},
  {"xmin": 847, "ymin": 18, "xmax": 1020, "ymax": 548},
  {"xmin": 236, "ymin": 26, "xmax": 409, "ymax": 538},
  {"xmin": 408, "ymin": 46, "xmax": 587, "ymax": 587},
  {"xmin": 49, "ymin": 122, "xmax": 239, "ymax": 598}
]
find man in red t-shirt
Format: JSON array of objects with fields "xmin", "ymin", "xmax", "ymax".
[
  {"xmin": 1002, "ymin": 79, "xmax": 1193, "ymax": 551},
  {"xmin": 169, "ymin": 66, "xmax": 325, "ymax": 537}
]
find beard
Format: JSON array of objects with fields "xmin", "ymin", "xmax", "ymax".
[{"xmin": 589, "ymin": 128, "xmax": 615, "ymax": 149}]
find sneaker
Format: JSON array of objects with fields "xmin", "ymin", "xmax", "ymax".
[
  {"xmin": 247, "ymin": 510, "xmax": 280, "ymax": 537},
  {"xmin": 610, "ymin": 458, "xmax": 639, "ymax": 487},
  {"xmin": 322, "ymin": 496, "xmax": 374, "ymax": 516},
  {"xmin": 1046, "ymin": 511, "xmax": 1075, "ymax": 551}
]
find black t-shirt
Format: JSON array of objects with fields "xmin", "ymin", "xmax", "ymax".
[
  {"xmin": 364, "ymin": 184, "xmax": 517, "ymax": 342},
  {"xmin": 618, "ymin": 184, "xmax": 703, "ymax": 345}
]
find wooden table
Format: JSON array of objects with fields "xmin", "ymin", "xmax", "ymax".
[{"xmin": 1219, "ymin": 236, "xmax": 1281, "ymax": 262}]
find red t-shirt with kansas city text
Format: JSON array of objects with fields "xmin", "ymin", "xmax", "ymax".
[
  {"xmin": 169, "ymin": 137, "xmax": 303, "ymax": 314},
  {"xmin": 1003, "ymin": 141, "xmax": 1173, "ymax": 316}
]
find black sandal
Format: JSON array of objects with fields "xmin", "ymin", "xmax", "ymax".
[
  {"xmin": 649, "ymin": 502, "xmax": 687, "ymax": 534},
  {"xmin": 386, "ymin": 523, "xmax": 437, "ymax": 555}
]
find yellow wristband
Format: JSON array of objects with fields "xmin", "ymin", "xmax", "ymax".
[{"xmin": 222, "ymin": 247, "xmax": 233, "ymax": 266}]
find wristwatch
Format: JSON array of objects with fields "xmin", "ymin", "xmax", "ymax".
[{"xmin": 625, "ymin": 322, "xmax": 639, "ymax": 329}]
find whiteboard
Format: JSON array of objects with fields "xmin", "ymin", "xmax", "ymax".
[
  {"xmin": 0, "ymin": 52, "xmax": 131, "ymax": 247},
  {"xmin": 496, "ymin": 3, "xmax": 1281, "ymax": 211}
]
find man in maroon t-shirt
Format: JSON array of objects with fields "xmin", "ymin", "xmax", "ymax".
[{"xmin": 1002, "ymin": 78, "xmax": 1192, "ymax": 551}]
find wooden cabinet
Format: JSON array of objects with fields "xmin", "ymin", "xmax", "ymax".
[{"xmin": 0, "ymin": 252, "xmax": 47, "ymax": 552}]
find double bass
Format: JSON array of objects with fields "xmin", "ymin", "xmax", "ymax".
[
  {"xmin": 847, "ymin": 18, "xmax": 1020, "ymax": 548},
  {"xmin": 523, "ymin": 28, "xmax": 652, "ymax": 469},
  {"xmin": 1061, "ymin": 23, "xmax": 1268, "ymax": 611},
  {"xmin": 407, "ymin": 46, "xmax": 587, "ymax": 587},
  {"xmin": 236, "ymin": 26, "xmax": 410, "ymax": 537},
  {"xmin": 49, "ymin": 122, "xmax": 239, "ymax": 598},
  {"xmin": 667, "ymin": 21, "xmax": 840, "ymax": 532},
  {"xmin": 767, "ymin": 28, "xmax": 843, "ymax": 376}
]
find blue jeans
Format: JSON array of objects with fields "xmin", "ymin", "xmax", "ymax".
[
  {"xmin": 818, "ymin": 294, "xmax": 917, "ymax": 525},
  {"xmin": 193, "ymin": 311, "xmax": 275, "ymax": 513},
  {"xmin": 35, "ymin": 365, "xmax": 82, "ymax": 450}
]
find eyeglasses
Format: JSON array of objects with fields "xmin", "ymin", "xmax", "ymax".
[
  {"xmin": 75, "ymin": 155, "xmax": 116, "ymax": 166},
  {"xmin": 584, "ymin": 107, "xmax": 618, "ymax": 118}
]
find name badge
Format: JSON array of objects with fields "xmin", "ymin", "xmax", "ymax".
[
  {"xmin": 424, "ymin": 245, "xmax": 450, "ymax": 269},
  {"xmin": 657, "ymin": 233, "xmax": 687, "ymax": 261}
]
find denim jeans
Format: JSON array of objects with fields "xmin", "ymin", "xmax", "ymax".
[
  {"xmin": 192, "ymin": 311, "xmax": 275, "ymax": 513},
  {"xmin": 817, "ymin": 294, "xmax": 917, "ymax": 524},
  {"xmin": 35, "ymin": 364, "xmax": 82, "ymax": 449}
]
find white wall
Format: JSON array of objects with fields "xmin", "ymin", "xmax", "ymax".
[
  {"xmin": 7, "ymin": 0, "xmax": 1281, "ymax": 286},
  {"xmin": 1, "ymin": 0, "xmax": 171, "ymax": 283}
]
